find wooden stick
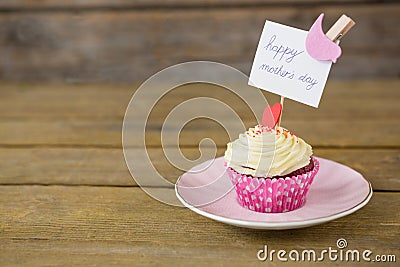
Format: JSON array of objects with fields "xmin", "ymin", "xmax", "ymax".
[
  {"xmin": 277, "ymin": 96, "xmax": 284, "ymax": 127},
  {"xmin": 326, "ymin": 14, "xmax": 356, "ymax": 42}
]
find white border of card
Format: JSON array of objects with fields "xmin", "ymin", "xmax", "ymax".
[{"xmin": 249, "ymin": 20, "xmax": 333, "ymax": 108}]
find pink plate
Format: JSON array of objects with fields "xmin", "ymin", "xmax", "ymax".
[{"xmin": 175, "ymin": 157, "xmax": 372, "ymax": 230}]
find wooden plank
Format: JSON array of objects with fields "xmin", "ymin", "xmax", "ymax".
[
  {"xmin": 0, "ymin": 186, "xmax": 398, "ymax": 266},
  {"xmin": 0, "ymin": 83, "xmax": 131, "ymax": 119},
  {"xmin": 0, "ymin": 148, "xmax": 133, "ymax": 186},
  {"xmin": 0, "ymin": 118, "xmax": 398, "ymax": 147},
  {"xmin": 0, "ymin": 0, "xmax": 382, "ymax": 9},
  {"xmin": 0, "ymin": 80, "xmax": 399, "ymax": 120},
  {"xmin": 0, "ymin": 148, "xmax": 398, "ymax": 191},
  {"xmin": 0, "ymin": 5, "xmax": 398, "ymax": 82}
]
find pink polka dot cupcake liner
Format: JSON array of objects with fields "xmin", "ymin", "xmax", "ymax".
[{"xmin": 226, "ymin": 157, "xmax": 320, "ymax": 213}]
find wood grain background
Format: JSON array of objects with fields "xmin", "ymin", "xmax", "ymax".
[
  {"xmin": 0, "ymin": 2, "xmax": 399, "ymax": 265},
  {"xmin": 0, "ymin": 81, "xmax": 399, "ymax": 266},
  {"xmin": 0, "ymin": 0, "xmax": 398, "ymax": 82}
]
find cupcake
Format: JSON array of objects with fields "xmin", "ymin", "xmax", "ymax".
[{"xmin": 224, "ymin": 120, "xmax": 319, "ymax": 213}]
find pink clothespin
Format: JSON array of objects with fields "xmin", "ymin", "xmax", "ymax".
[{"xmin": 306, "ymin": 14, "xmax": 355, "ymax": 63}]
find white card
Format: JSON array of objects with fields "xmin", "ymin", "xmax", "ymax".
[{"xmin": 249, "ymin": 20, "xmax": 332, "ymax": 108}]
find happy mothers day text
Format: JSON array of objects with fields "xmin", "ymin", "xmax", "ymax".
[{"xmin": 258, "ymin": 35, "xmax": 318, "ymax": 90}]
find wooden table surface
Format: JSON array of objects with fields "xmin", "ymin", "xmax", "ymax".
[{"xmin": 0, "ymin": 80, "xmax": 399, "ymax": 266}]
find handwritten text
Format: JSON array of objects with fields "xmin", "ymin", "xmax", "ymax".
[{"xmin": 264, "ymin": 35, "xmax": 304, "ymax": 63}]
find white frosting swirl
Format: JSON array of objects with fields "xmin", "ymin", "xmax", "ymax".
[{"xmin": 224, "ymin": 125, "xmax": 312, "ymax": 177}]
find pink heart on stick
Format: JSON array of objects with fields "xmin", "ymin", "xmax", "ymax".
[{"xmin": 262, "ymin": 103, "xmax": 282, "ymax": 129}]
